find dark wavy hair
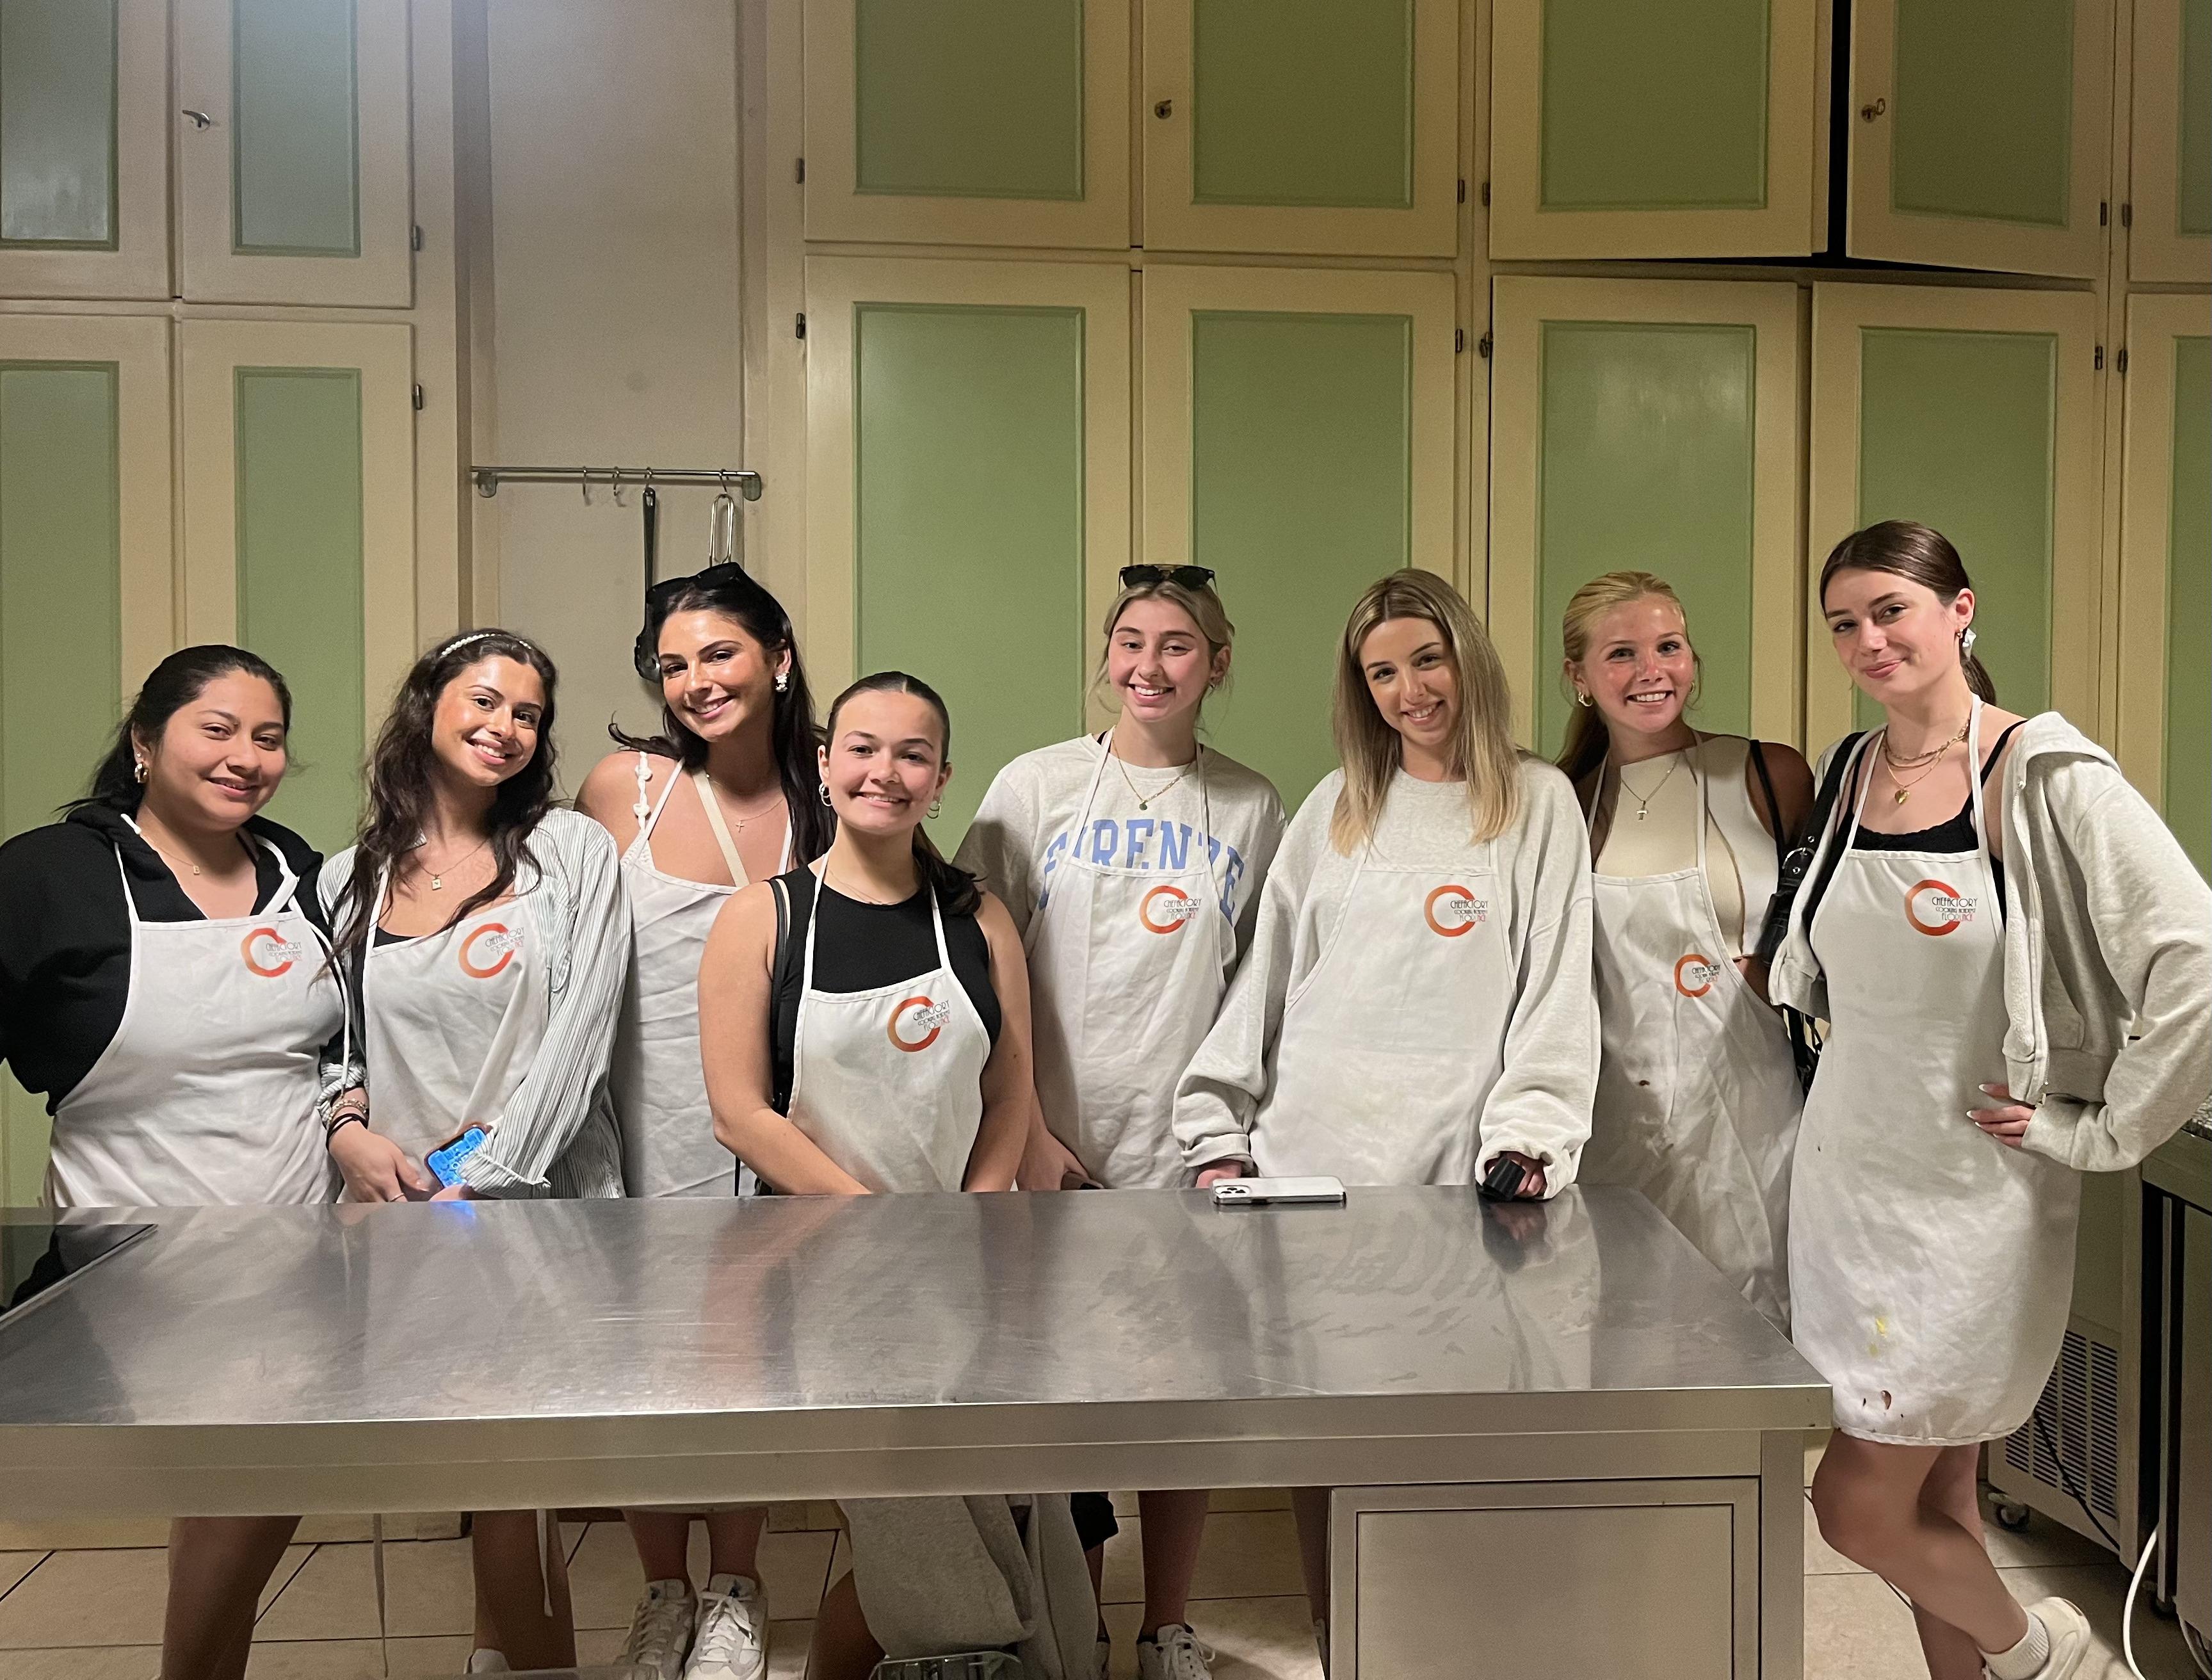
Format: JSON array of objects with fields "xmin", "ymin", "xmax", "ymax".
[
  {"xmin": 825, "ymin": 671, "xmax": 979, "ymax": 916},
  {"xmin": 72, "ymin": 645, "xmax": 294, "ymax": 813},
  {"xmin": 1819, "ymin": 521, "xmax": 1997, "ymax": 703},
  {"xmin": 613, "ymin": 563, "xmax": 832, "ymax": 865},
  {"xmin": 333, "ymin": 629, "xmax": 561, "ymax": 968}
]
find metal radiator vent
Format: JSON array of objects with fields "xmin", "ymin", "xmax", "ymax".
[{"xmin": 2003, "ymin": 1328, "xmax": 2121, "ymax": 1519}]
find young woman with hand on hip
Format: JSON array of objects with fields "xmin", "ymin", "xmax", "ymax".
[
  {"xmin": 0, "ymin": 646, "xmax": 354, "ymax": 1680},
  {"xmin": 576, "ymin": 564, "xmax": 832, "ymax": 1680},
  {"xmin": 1558, "ymin": 570, "xmax": 1811, "ymax": 1330},
  {"xmin": 1172, "ymin": 569, "xmax": 1597, "ymax": 1655},
  {"xmin": 955, "ymin": 565, "xmax": 1284, "ymax": 1680},
  {"xmin": 322, "ymin": 629, "xmax": 630, "ymax": 1672},
  {"xmin": 1773, "ymin": 521, "xmax": 2210, "ymax": 1680}
]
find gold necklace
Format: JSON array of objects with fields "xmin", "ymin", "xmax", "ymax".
[
  {"xmin": 139, "ymin": 819, "xmax": 248, "ymax": 879},
  {"xmin": 1880, "ymin": 717, "xmax": 1971, "ymax": 805},
  {"xmin": 1111, "ymin": 741, "xmax": 1198, "ymax": 812},
  {"xmin": 416, "ymin": 835, "xmax": 490, "ymax": 891},
  {"xmin": 1613, "ymin": 751, "xmax": 1684, "ymax": 823},
  {"xmin": 823, "ymin": 863, "xmax": 904, "ymax": 906}
]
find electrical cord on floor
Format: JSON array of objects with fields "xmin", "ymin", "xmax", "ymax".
[
  {"xmin": 2028, "ymin": 1406, "xmax": 2123, "ymax": 1554},
  {"xmin": 2026, "ymin": 1407, "xmax": 2161, "ymax": 1680},
  {"xmin": 2122, "ymin": 1522, "xmax": 2160, "ymax": 1680}
]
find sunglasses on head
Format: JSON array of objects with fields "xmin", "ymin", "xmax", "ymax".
[{"xmin": 1120, "ymin": 565, "xmax": 1217, "ymax": 591}]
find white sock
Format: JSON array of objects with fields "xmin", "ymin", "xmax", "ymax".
[{"xmin": 1983, "ymin": 1606, "xmax": 2052, "ymax": 1680}]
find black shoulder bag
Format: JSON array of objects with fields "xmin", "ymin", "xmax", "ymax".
[{"xmin": 1750, "ymin": 734, "xmax": 1863, "ymax": 1094}]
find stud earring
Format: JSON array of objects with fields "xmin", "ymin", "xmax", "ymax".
[
  {"xmin": 775, "ymin": 670, "xmax": 789, "ymax": 693},
  {"xmin": 817, "ymin": 782, "xmax": 832, "ymax": 807},
  {"xmin": 1960, "ymin": 626, "xmax": 1978, "ymax": 655}
]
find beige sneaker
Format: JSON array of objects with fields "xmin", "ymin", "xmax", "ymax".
[{"xmin": 2001, "ymin": 1597, "xmax": 2092, "ymax": 1680}]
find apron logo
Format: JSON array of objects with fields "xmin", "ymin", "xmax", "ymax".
[
  {"xmin": 460, "ymin": 923, "xmax": 523, "ymax": 978},
  {"xmin": 1674, "ymin": 953, "xmax": 1726, "ymax": 998},
  {"xmin": 1904, "ymin": 878, "xmax": 1977, "ymax": 936},
  {"xmin": 240, "ymin": 926, "xmax": 303, "ymax": 978},
  {"xmin": 1138, "ymin": 884, "xmax": 1201, "ymax": 934},
  {"xmin": 887, "ymin": 995, "xmax": 952, "ymax": 1053},
  {"xmin": 1423, "ymin": 885, "xmax": 1487, "ymax": 937}
]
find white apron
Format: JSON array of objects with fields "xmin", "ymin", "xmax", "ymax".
[
  {"xmin": 360, "ymin": 875, "xmax": 547, "ymax": 1188},
  {"xmin": 786, "ymin": 875, "xmax": 992, "ymax": 1193},
  {"xmin": 46, "ymin": 829, "xmax": 343, "ymax": 1208},
  {"xmin": 1584, "ymin": 742, "xmax": 1802, "ymax": 1330},
  {"xmin": 1255, "ymin": 830, "xmax": 1514, "ymax": 1185},
  {"xmin": 612, "ymin": 759, "xmax": 789, "ymax": 1199},
  {"xmin": 1025, "ymin": 735, "xmax": 1234, "ymax": 1188},
  {"xmin": 1789, "ymin": 704, "xmax": 2081, "ymax": 1443}
]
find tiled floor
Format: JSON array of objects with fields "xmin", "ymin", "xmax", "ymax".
[{"xmin": 2, "ymin": 1469, "xmax": 2202, "ymax": 1679}]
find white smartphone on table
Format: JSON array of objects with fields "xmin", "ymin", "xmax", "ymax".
[{"xmin": 1210, "ymin": 1175, "xmax": 1346, "ymax": 1208}]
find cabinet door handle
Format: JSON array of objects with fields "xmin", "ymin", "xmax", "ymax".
[
  {"xmin": 1859, "ymin": 97, "xmax": 1885, "ymax": 122},
  {"xmin": 181, "ymin": 108, "xmax": 213, "ymax": 129},
  {"xmin": 1154, "ymin": 99, "xmax": 1174, "ymax": 118}
]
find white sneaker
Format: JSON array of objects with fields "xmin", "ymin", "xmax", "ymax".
[
  {"xmin": 621, "ymin": 1578, "xmax": 697, "ymax": 1680},
  {"xmin": 467, "ymin": 1653, "xmax": 510, "ymax": 1676},
  {"xmin": 1136, "ymin": 1624, "xmax": 1215, "ymax": 1679},
  {"xmin": 686, "ymin": 1572, "xmax": 768, "ymax": 1680},
  {"xmin": 2008, "ymin": 1597, "xmax": 2092, "ymax": 1680}
]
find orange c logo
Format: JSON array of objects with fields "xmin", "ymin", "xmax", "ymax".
[
  {"xmin": 1139, "ymin": 884, "xmax": 1199, "ymax": 935},
  {"xmin": 239, "ymin": 926, "xmax": 300, "ymax": 978},
  {"xmin": 460, "ymin": 923, "xmax": 521, "ymax": 978},
  {"xmin": 1674, "ymin": 953, "xmax": 1722, "ymax": 998},
  {"xmin": 887, "ymin": 994, "xmax": 949, "ymax": 1053},
  {"xmin": 1904, "ymin": 878, "xmax": 1973, "ymax": 937},
  {"xmin": 1424, "ymin": 884, "xmax": 1483, "ymax": 937}
]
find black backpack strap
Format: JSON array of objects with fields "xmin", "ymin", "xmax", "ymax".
[
  {"xmin": 1796, "ymin": 732, "xmax": 1866, "ymax": 937},
  {"xmin": 1752, "ymin": 731, "xmax": 1863, "ymax": 965},
  {"xmin": 768, "ymin": 875, "xmax": 795, "ymax": 1117},
  {"xmin": 1747, "ymin": 739, "xmax": 1787, "ymax": 874}
]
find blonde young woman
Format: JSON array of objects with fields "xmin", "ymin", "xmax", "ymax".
[
  {"xmin": 1174, "ymin": 569, "xmax": 1596, "ymax": 1652},
  {"xmin": 1557, "ymin": 571, "xmax": 1812, "ymax": 1330},
  {"xmin": 1775, "ymin": 522, "xmax": 2209, "ymax": 1680},
  {"xmin": 957, "ymin": 563, "xmax": 1286, "ymax": 1680}
]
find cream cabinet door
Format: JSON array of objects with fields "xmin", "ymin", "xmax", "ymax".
[
  {"xmin": 804, "ymin": 257, "xmax": 1131, "ymax": 842},
  {"xmin": 1488, "ymin": 277, "xmax": 1804, "ymax": 754},
  {"xmin": 1142, "ymin": 0, "xmax": 1460, "ymax": 257},
  {"xmin": 1489, "ymin": 0, "xmax": 1825, "ymax": 260},
  {"xmin": 1807, "ymin": 283, "xmax": 2102, "ymax": 750},
  {"xmin": 1846, "ymin": 0, "xmax": 2113, "ymax": 277},
  {"xmin": 179, "ymin": 321, "xmax": 416, "ymax": 850},
  {"xmin": 175, "ymin": 0, "xmax": 413, "ymax": 306},
  {"xmin": 2127, "ymin": 0, "xmax": 2212, "ymax": 283},
  {"xmin": 1143, "ymin": 264, "xmax": 1457, "ymax": 804},
  {"xmin": 2115, "ymin": 293, "xmax": 2211, "ymax": 874},
  {"xmin": 802, "ymin": 0, "xmax": 1131, "ymax": 249},
  {"xmin": 0, "ymin": 0, "xmax": 168, "ymax": 298}
]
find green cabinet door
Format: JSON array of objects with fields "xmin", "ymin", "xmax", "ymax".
[
  {"xmin": 1143, "ymin": 265, "xmax": 1457, "ymax": 807},
  {"xmin": 1808, "ymin": 283, "xmax": 2103, "ymax": 750},
  {"xmin": 1489, "ymin": 0, "xmax": 1824, "ymax": 259},
  {"xmin": 2128, "ymin": 0, "xmax": 2212, "ymax": 282},
  {"xmin": 1489, "ymin": 277, "xmax": 1805, "ymax": 756},
  {"xmin": 1143, "ymin": 0, "xmax": 1460, "ymax": 257},
  {"xmin": 1848, "ymin": 0, "xmax": 2113, "ymax": 277}
]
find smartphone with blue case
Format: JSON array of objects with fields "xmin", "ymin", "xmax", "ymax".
[{"xmin": 424, "ymin": 1126, "xmax": 488, "ymax": 1188}]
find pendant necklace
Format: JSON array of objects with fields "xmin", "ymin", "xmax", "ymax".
[
  {"xmin": 418, "ymin": 836, "xmax": 490, "ymax": 891},
  {"xmin": 1879, "ymin": 716, "xmax": 1971, "ymax": 806},
  {"xmin": 1615, "ymin": 752, "xmax": 1684, "ymax": 823},
  {"xmin": 1112, "ymin": 739, "xmax": 1198, "ymax": 811}
]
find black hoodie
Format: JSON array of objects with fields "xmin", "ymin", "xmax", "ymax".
[{"xmin": 0, "ymin": 804, "xmax": 329, "ymax": 1113}]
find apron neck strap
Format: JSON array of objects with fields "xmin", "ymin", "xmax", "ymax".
[{"xmin": 690, "ymin": 768, "xmax": 748, "ymax": 884}]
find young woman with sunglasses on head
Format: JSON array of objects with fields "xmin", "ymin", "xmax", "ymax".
[
  {"xmin": 0, "ymin": 645, "xmax": 353, "ymax": 1680},
  {"xmin": 322, "ymin": 629, "xmax": 629, "ymax": 1671},
  {"xmin": 955, "ymin": 563, "xmax": 1284, "ymax": 1680},
  {"xmin": 576, "ymin": 564, "xmax": 832, "ymax": 1680},
  {"xmin": 1556, "ymin": 570, "xmax": 1811, "ymax": 1331},
  {"xmin": 1174, "ymin": 569, "xmax": 1596, "ymax": 1656},
  {"xmin": 1773, "ymin": 521, "xmax": 2209, "ymax": 1680}
]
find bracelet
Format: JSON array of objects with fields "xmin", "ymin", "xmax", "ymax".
[{"xmin": 325, "ymin": 1113, "xmax": 367, "ymax": 1145}]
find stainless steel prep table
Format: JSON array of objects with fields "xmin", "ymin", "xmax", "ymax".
[{"xmin": 0, "ymin": 1185, "xmax": 1831, "ymax": 1676}]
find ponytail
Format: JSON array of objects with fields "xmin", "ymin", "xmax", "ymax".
[
  {"xmin": 1555, "ymin": 699, "xmax": 1610, "ymax": 789},
  {"xmin": 1961, "ymin": 641, "xmax": 1998, "ymax": 704},
  {"xmin": 824, "ymin": 670, "xmax": 981, "ymax": 917}
]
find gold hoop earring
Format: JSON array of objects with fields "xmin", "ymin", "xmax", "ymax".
[
  {"xmin": 1575, "ymin": 692, "xmax": 1593, "ymax": 708},
  {"xmin": 133, "ymin": 757, "xmax": 149, "ymax": 783}
]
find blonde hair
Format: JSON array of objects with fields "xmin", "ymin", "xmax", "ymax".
[
  {"xmin": 1090, "ymin": 579, "xmax": 1236, "ymax": 711},
  {"xmin": 1555, "ymin": 570, "xmax": 1699, "ymax": 786},
  {"xmin": 1330, "ymin": 569, "xmax": 1522, "ymax": 854}
]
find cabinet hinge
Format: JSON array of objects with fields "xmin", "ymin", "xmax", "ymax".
[
  {"xmin": 411, "ymin": 382, "xmax": 424, "ymax": 411},
  {"xmin": 796, "ymin": 157, "xmax": 806, "ymax": 185},
  {"xmin": 2099, "ymin": 200, "xmax": 2108, "ymax": 227},
  {"xmin": 2120, "ymin": 202, "xmax": 2133, "ymax": 229},
  {"xmin": 796, "ymin": 312, "xmax": 807, "ymax": 340},
  {"xmin": 411, "ymin": 223, "xmax": 424, "ymax": 251},
  {"xmin": 1477, "ymin": 331, "xmax": 1494, "ymax": 359},
  {"xmin": 1457, "ymin": 179, "xmax": 1466, "ymax": 204},
  {"xmin": 2117, "ymin": 347, "xmax": 2129, "ymax": 375},
  {"xmin": 1455, "ymin": 327, "xmax": 1465, "ymax": 352},
  {"xmin": 2094, "ymin": 344, "xmax": 2104, "ymax": 370},
  {"xmin": 1480, "ymin": 181, "xmax": 1491, "ymax": 207}
]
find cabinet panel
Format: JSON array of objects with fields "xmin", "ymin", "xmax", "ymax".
[
  {"xmin": 176, "ymin": 0, "xmax": 412, "ymax": 305},
  {"xmin": 1807, "ymin": 284, "xmax": 2101, "ymax": 750},
  {"xmin": 180, "ymin": 321, "xmax": 415, "ymax": 851},
  {"xmin": 1847, "ymin": 0, "xmax": 2112, "ymax": 277},
  {"xmin": 1143, "ymin": 265, "xmax": 1456, "ymax": 804},
  {"xmin": 804, "ymin": 258, "xmax": 1131, "ymax": 843},
  {"xmin": 2127, "ymin": 0, "xmax": 2212, "ymax": 282},
  {"xmin": 1490, "ymin": 0, "xmax": 1823, "ymax": 259},
  {"xmin": 803, "ymin": 0, "xmax": 1130, "ymax": 249},
  {"xmin": 0, "ymin": 0, "xmax": 167, "ymax": 298},
  {"xmin": 2115, "ymin": 294, "xmax": 2211, "ymax": 875},
  {"xmin": 1489, "ymin": 277, "xmax": 1803, "ymax": 755},
  {"xmin": 0, "ymin": 314, "xmax": 172, "ymax": 1202},
  {"xmin": 1144, "ymin": 0, "xmax": 1458, "ymax": 257}
]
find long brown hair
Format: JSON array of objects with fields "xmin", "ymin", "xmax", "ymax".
[
  {"xmin": 1819, "ymin": 521, "xmax": 1997, "ymax": 702},
  {"xmin": 823, "ymin": 671, "xmax": 980, "ymax": 916},
  {"xmin": 1330, "ymin": 570, "xmax": 1522, "ymax": 855},
  {"xmin": 1553, "ymin": 570, "xmax": 1700, "ymax": 788},
  {"xmin": 334, "ymin": 630, "xmax": 561, "ymax": 968}
]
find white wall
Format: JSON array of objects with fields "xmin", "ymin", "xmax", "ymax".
[{"xmin": 476, "ymin": 0, "xmax": 745, "ymax": 784}]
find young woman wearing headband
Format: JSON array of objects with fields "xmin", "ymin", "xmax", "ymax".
[
  {"xmin": 1173, "ymin": 569, "xmax": 1595, "ymax": 1656},
  {"xmin": 1774, "ymin": 521, "xmax": 2209, "ymax": 1680},
  {"xmin": 956, "ymin": 563, "xmax": 1284, "ymax": 1680},
  {"xmin": 577, "ymin": 563, "xmax": 832, "ymax": 1680},
  {"xmin": 1556, "ymin": 570, "xmax": 1811, "ymax": 1330},
  {"xmin": 322, "ymin": 629, "xmax": 629, "ymax": 1669},
  {"xmin": 0, "ymin": 645, "xmax": 352, "ymax": 1680}
]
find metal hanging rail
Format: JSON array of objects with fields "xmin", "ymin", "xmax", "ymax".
[{"xmin": 471, "ymin": 465, "xmax": 764, "ymax": 501}]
